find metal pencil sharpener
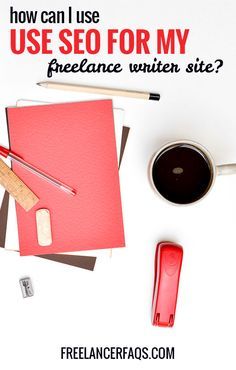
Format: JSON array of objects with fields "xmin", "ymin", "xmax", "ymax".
[{"xmin": 19, "ymin": 277, "xmax": 34, "ymax": 298}]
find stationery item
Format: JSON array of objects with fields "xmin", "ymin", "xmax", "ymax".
[
  {"xmin": 5, "ymin": 197, "xmax": 19, "ymax": 251},
  {"xmin": 0, "ymin": 145, "xmax": 76, "ymax": 196},
  {"xmin": 1, "ymin": 193, "xmax": 97, "ymax": 271},
  {"xmin": 37, "ymin": 81, "xmax": 161, "ymax": 101},
  {"xmin": 0, "ymin": 191, "xmax": 9, "ymax": 248},
  {"xmin": 38, "ymin": 254, "xmax": 97, "ymax": 270},
  {"xmin": 1, "ymin": 101, "xmax": 128, "ymax": 270},
  {"xmin": 19, "ymin": 277, "xmax": 34, "ymax": 298},
  {"xmin": 0, "ymin": 158, "xmax": 39, "ymax": 211},
  {"xmin": 149, "ymin": 140, "xmax": 236, "ymax": 205},
  {"xmin": 15, "ymin": 99, "xmax": 126, "ymax": 260},
  {"xmin": 36, "ymin": 209, "xmax": 52, "ymax": 246},
  {"xmin": 6, "ymin": 100, "xmax": 125, "ymax": 256},
  {"xmin": 16, "ymin": 99, "xmax": 124, "ymax": 161},
  {"xmin": 119, "ymin": 126, "xmax": 130, "ymax": 169},
  {"xmin": 152, "ymin": 242, "xmax": 183, "ymax": 327},
  {"xmin": 1, "ymin": 195, "xmax": 97, "ymax": 270}
]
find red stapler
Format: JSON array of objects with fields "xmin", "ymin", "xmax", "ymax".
[{"xmin": 152, "ymin": 242, "xmax": 183, "ymax": 327}]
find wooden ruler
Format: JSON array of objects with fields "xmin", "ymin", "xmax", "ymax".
[{"xmin": 0, "ymin": 158, "xmax": 39, "ymax": 211}]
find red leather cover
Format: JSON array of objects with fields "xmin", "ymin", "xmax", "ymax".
[{"xmin": 6, "ymin": 100, "xmax": 125, "ymax": 256}]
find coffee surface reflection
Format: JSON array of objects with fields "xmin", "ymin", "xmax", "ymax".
[{"xmin": 152, "ymin": 144, "xmax": 213, "ymax": 204}]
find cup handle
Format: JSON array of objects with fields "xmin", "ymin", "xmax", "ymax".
[{"xmin": 216, "ymin": 164, "xmax": 236, "ymax": 176}]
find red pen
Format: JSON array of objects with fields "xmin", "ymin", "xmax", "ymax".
[
  {"xmin": 0, "ymin": 145, "xmax": 76, "ymax": 196},
  {"xmin": 152, "ymin": 242, "xmax": 183, "ymax": 327}
]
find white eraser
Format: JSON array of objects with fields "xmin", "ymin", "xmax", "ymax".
[{"xmin": 36, "ymin": 209, "xmax": 52, "ymax": 246}]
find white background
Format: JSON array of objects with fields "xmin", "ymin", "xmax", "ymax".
[{"xmin": 0, "ymin": 0, "xmax": 236, "ymax": 369}]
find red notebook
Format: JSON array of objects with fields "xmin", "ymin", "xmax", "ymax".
[{"xmin": 6, "ymin": 100, "xmax": 125, "ymax": 256}]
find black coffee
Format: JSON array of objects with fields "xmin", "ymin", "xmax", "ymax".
[{"xmin": 152, "ymin": 144, "xmax": 213, "ymax": 204}]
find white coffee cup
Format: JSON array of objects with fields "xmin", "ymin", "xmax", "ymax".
[{"xmin": 149, "ymin": 140, "xmax": 236, "ymax": 205}]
